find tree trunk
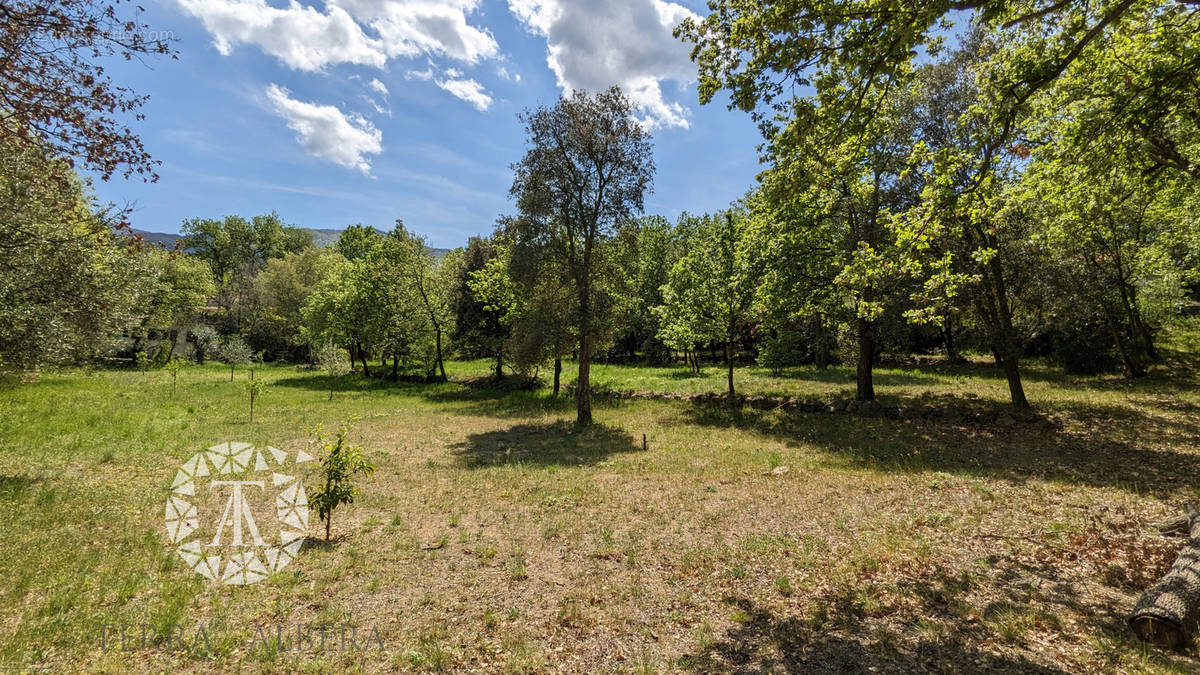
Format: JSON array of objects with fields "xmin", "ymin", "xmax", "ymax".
[
  {"xmin": 726, "ymin": 337, "xmax": 735, "ymax": 400},
  {"xmin": 999, "ymin": 351, "xmax": 1029, "ymax": 409},
  {"xmin": 1131, "ymin": 505, "xmax": 1200, "ymax": 647},
  {"xmin": 325, "ymin": 514, "xmax": 331, "ymax": 541},
  {"xmin": 230, "ymin": 364, "xmax": 235, "ymax": 382},
  {"xmin": 976, "ymin": 250, "xmax": 1030, "ymax": 409},
  {"xmin": 391, "ymin": 355, "xmax": 399, "ymax": 381},
  {"xmin": 494, "ymin": 352, "xmax": 503, "ymax": 381},
  {"xmin": 855, "ymin": 318, "xmax": 875, "ymax": 402},
  {"xmin": 942, "ymin": 320, "xmax": 961, "ymax": 363},
  {"xmin": 357, "ymin": 343, "xmax": 370, "ymax": 378},
  {"xmin": 577, "ymin": 333, "xmax": 592, "ymax": 425},
  {"xmin": 553, "ymin": 357, "xmax": 562, "ymax": 396},
  {"xmin": 435, "ymin": 329, "xmax": 447, "ymax": 382}
]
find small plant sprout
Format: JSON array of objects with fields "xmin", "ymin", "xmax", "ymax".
[
  {"xmin": 314, "ymin": 341, "xmax": 351, "ymax": 400},
  {"xmin": 134, "ymin": 350, "xmax": 149, "ymax": 373},
  {"xmin": 243, "ymin": 369, "xmax": 266, "ymax": 423},
  {"xmin": 164, "ymin": 357, "xmax": 185, "ymax": 395},
  {"xmin": 309, "ymin": 420, "xmax": 375, "ymax": 541}
]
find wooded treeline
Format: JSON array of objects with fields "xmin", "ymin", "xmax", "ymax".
[{"xmin": 2, "ymin": 1, "xmax": 1199, "ymax": 427}]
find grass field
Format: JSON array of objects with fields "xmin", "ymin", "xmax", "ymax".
[{"xmin": 2, "ymin": 324, "xmax": 1200, "ymax": 672}]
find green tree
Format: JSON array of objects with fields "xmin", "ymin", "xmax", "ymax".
[
  {"xmin": 503, "ymin": 216, "xmax": 577, "ymax": 393},
  {"xmin": 366, "ymin": 227, "xmax": 435, "ymax": 380},
  {"xmin": 181, "ymin": 212, "xmax": 311, "ymax": 332},
  {"xmin": 451, "ymin": 237, "xmax": 511, "ymax": 377},
  {"xmin": 138, "ymin": 249, "xmax": 215, "ymax": 362},
  {"xmin": 657, "ymin": 209, "xmax": 761, "ymax": 399},
  {"xmin": 244, "ymin": 371, "xmax": 266, "ymax": 423},
  {"xmin": 253, "ymin": 248, "xmax": 338, "ymax": 360},
  {"xmin": 301, "ymin": 256, "xmax": 383, "ymax": 377},
  {"xmin": 187, "ymin": 325, "xmax": 220, "ymax": 364},
  {"xmin": 385, "ymin": 222, "xmax": 456, "ymax": 381},
  {"xmin": 509, "ymin": 87, "xmax": 655, "ymax": 425},
  {"xmin": 333, "ymin": 224, "xmax": 384, "ymax": 261},
  {"xmin": 466, "ymin": 248, "xmax": 519, "ymax": 381},
  {"xmin": 0, "ymin": 136, "xmax": 154, "ymax": 372}
]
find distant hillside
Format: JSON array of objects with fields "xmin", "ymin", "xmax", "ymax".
[{"xmin": 130, "ymin": 228, "xmax": 453, "ymax": 257}]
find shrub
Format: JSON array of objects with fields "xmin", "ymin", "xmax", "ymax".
[
  {"xmin": 314, "ymin": 342, "xmax": 351, "ymax": 400},
  {"xmin": 309, "ymin": 420, "xmax": 375, "ymax": 541}
]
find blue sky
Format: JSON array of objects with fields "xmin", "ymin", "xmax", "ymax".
[{"xmin": 90, "ymin": 0, "xmax": 763, "ymax": 249}]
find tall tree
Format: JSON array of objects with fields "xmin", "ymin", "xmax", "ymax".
[{"xmin": 509, "ymin": 87, "xmax": 655, "ymax": 425}]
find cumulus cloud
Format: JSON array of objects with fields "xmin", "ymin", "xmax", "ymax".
[
  {"xmin": 177, "ymin": 0, "xmax": 386, "ymax": 71},
  {"xmin": 508, "ymin": 0, "xmax": 698, "ymax": 129},
  {"xmin": 265, "ymin": 84, "xmax": 383, "ymax": 174},
  {"xmin": 177, "ymin": 0, "xmax": 497, "ymax": 70},
  {"xmin": 331, "ymin": 0, "xmax": 499, "ymax": 64}
]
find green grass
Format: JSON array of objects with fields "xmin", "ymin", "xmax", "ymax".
[{"xmin": 1, "ymin": 323, "xmax": 1199, "ymax": 671}]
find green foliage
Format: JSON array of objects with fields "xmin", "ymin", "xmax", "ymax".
[
  {"xmin": 252, "ymin": 248, "xmax": 338, "ymax": 360},
  {"xmin": 140, "ymin": 250, "xmax": 214, "ymax": 339},
  {"xmin": 333, "ymin": 224, "xmax": 384, "ymax": 261},
  {"xmin": 0, "ymin": 135, "xmax": 156, "ymax": 372},
  {"xmin": 508, "ymin": 87, "xmax": 655, "ymax": 424},
  {"xmin": 657, "ymin": 208, "xmax": 761, "ymax": 397},
  {"xmin": 216, "ymin": 335, "xmax": 254, "ymax": 380},
  {"xmin": 314, "ymin": 341, "xmax": 351, "ymax": 400},
  {"xmin": 186, "ymin": 326, "xmax": 220, "ymax": 365},
  {"xmin": 309, "ymin": 420, "xmax": 375, "ymax": 541},
  {"xmin": 181, "ymin": 213, "xmax": 311, "ymax": 336},
  {"xmin": 243, "ymin": 372, "xmax": 266, "ymax": 423},
  {"xmin": 164, "ymin": 357, "xmax": 186, "ymax": 395},
  {"xmin": 451, "ymin": 237, "xmax": 512, "ymax": 375}
]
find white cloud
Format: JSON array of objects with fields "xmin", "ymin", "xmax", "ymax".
[
  {"xmin": 436, "ymin": 78, "xmax": 492, "ymax": 111},
  {"xmin": 177, "ymin": 0, "xmax": 497, "ymax": 70},
  {"xmin": 177, "ymin": 0, "xmax": 386, "ymax": 71},
  {"xmin": 405, "ymin": 63, "xmax": 492, "ymax": 111},
  {"xmin": 331, "ymin": 0, "xmax": 499, "ymax": 64},
  {"xmin": 265, "ymin": 84, "xmax": 383, "ymax": 174},
  {"xmin": 508, "ymin": 0, "xmax": 699, "ymax": 129},
  {"xmin": 367, "ymin": 78, "xmax": 389, "ymax": 96},
  {"xmin": 497, "ymin": 65, "xmax": 521, "ymax": 83}
]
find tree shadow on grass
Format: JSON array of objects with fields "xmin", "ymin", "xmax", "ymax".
[
  {"xmin": 0, "ymin": 474, "xmax": 40, "ymax": 501},
  {"xmin": 677, "ymin": 396, "xmax": 1200, "ymax": 496},
  {"xmin": 680, "ymin": 596, "xmax": 1067, "ymax": 673},
  {"xmin": 676, "ymin": 543, "xmax": 1200, "ymax": 675},
  {"xmin": 450, "ymin": 421, "xmax": 641, "ymax": 469}
]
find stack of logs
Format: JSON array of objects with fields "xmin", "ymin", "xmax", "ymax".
[{"xmin": 1130, "ymin": 504, "xmax": 1200, "ymax": 648}]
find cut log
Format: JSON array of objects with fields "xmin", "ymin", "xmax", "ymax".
[
  {"xmin": 1130, "ymin": 503, "xmax": 1200, "ymax": 647},
  {"xmin": 1153, "ymin": 513, "xmax": 1190, "ymax": 536}
]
